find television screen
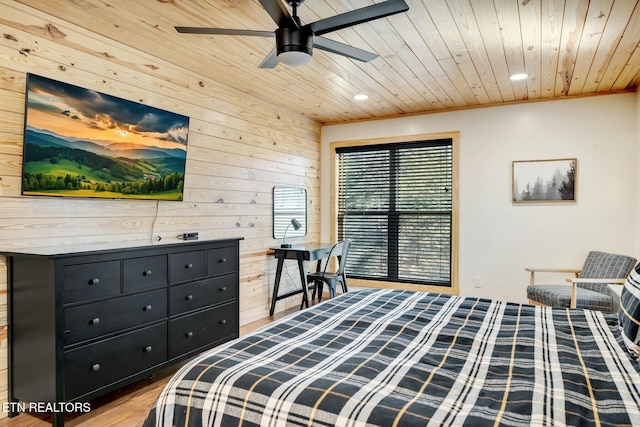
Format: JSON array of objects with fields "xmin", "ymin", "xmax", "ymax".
[{"xmin": 21, "ymin": 73, "xmax": 189, "ymax": 201}]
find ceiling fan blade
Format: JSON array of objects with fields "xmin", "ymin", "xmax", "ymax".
[
  {"xmin": 175, "ymin": 27, "xmax": 274, "ymax": 37},
  {"xmin": 309, "ymin": 0, "xmax": 409, "ymax": 36},
  {"xmin": 257, "ymin": 0, "xmax": 298, "ymax": 29},
  {"xmin": 258, "ymin": 48, "xmax": 279, "ymax": 68},
  {"xmin": 314, "ymin": 37, "xmax": 378, "ymax": 62}
]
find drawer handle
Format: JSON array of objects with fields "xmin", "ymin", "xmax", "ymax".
[
  {"xmin": 92, "ymin": 364, "xmax": 100, "ymax": 372},
  {"xmin": 219, "ymin": 286, "xmax": 227, "ymax": 292},
  {"xmin": 89, "ymin": 317, "xmax": 100, "ymax": 325},
  {"xmin": 144, "ymin": 346, "xmax": 153, "ymax": 353},
  {"xmin": 219, "ymin": 319, "xmax": 227, "ymax": 325},
  {"xmin": 186, "ymin": 331, "xmax": 193, "ymax": 338},
  {"xmin": 219, "ymin": 258, "xmax": 227, "ymax": 263},
  {"xmin": 185, "ymin": 263, "xmax": 193, "ymax": 269},
  {"xmin": 143, "ymin": 305, "xmax": 152, "ymax": 311},
  {"xmin": 186, "ymin": 294, "xmax": 193, "ymax": 301},
  {"xmin": 88, "ymin": 278, "xmax": 100, "ymax": 285},
  {"xmin": 143, "ymin": 270, "xmax": 152, "ymax": 277}
]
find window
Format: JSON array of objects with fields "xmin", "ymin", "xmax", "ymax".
[{"xmin": 335, "ymin": 137, "xmax": 456, "ymax": 287}]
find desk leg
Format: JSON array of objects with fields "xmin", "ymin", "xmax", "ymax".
[
  {"xmin": 298, "ymin": 252, "xmax": 310, "ymax": 310},
  {"xmin": 269, "ymin": 254, "xmax": 285, "ymax": 316}
]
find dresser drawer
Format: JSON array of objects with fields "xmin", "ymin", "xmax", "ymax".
[
  {"xmin": 64, "ymin": 322, "xmax": 167, "ymax": 400},
  {"xmin": 123, "ymin": 255, "xmax": 167, "ymax": 292},
  {"xmin": 169, "ymin": 275, "xmax": 236, "ymax": 316},
  {"xmin": 64, "ymin": 260, "xmax": 121, "ymax": 304},
  {"xmin": 169, "ymin": 251, "xmax": 206, "ymax": 284},
  {"xmin": 207, "ymin": 246, "xmax": 236, "ymax": 276},
  {"xmin": 64, "ymin": 289, "xmax": 167, "ymax": 346},
  {"xmin": 168, "ymin": 302, "xmax": 237, "ymax": 359}
]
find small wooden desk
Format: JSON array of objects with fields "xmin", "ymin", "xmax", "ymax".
[{"xmin": 269, "ymin": 243, "xmax": 336, "ymax": 316}]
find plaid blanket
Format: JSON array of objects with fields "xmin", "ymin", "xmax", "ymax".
[{"xmin": 144, "ymin": 289, "xmax": 640, "ymax": 426}]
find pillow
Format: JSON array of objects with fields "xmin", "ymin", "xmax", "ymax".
[{"xmin": 618, "ymin": 263, "xmax": 640, "ymax": 358}]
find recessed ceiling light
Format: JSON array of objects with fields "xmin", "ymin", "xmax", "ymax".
[
  {"xmin": 510, "ymin": 73, "xmax": 528, "ymax": 81},
  {"xmin": 353, "ymin": 94, "xmax": 368, "ymax": 101}
]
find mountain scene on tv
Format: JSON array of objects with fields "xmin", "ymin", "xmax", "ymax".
[{"xmin": 22, "ymin": 74, "xmax": 189, "ymax": 201}]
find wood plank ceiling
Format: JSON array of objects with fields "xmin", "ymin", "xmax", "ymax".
[{"xmin": 14, "ymin": 0, "xmax": 640, "ymax": 124}]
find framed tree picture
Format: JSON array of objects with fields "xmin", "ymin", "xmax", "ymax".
[{"xmin": 512, "ymin": 158, "xmax": 577, "ymax": 203}]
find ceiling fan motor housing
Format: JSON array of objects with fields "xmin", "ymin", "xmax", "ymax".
[{"xmin": 275, "ymin": 26, "xmax": 313, "ymax": 56}]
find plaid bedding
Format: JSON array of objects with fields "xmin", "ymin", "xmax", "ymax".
[{"xmin": 144, "ymin": 289, "xmax": 640, "ymax": 426}]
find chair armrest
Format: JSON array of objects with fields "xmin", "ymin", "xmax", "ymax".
[
  {"xmin": 525, "ymin": 267, "xmax": 581, "ymax": 285},
  {"xmin": 525, "ymin": 267, "xmax": 581, "ymax": 273},
  {"xmin": 567, "ymin": 278, "xmax": 626, "ymax": 308},
  {"xmin": 566, "ymin": 278, "xmax": 626, "ymax": 284}
]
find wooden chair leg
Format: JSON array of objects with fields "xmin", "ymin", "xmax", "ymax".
[{"xmin": 528, "ymin": 299, "xmax": 548, "ymax": 307}]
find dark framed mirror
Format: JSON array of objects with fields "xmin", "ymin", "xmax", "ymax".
[{"xmin": 273, "ymin": 186, "xmax": 307, "ymax": 240}]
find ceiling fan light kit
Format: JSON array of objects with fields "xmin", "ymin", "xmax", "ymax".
[
  {"xmin": 277, "ymin": 51, "xmax": 312, "ymax": 66},
  {"xmin": 276, "ymin": 26, "xmax": 313, "ymax": 66},
  {"xmin": 175, "ymin": 0, "xmax": 409, "ymax": 68}
]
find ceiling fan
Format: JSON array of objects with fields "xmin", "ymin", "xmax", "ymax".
[{"xmin": 175, "ymin": 0, "xmax": 409, "ymax": 68}]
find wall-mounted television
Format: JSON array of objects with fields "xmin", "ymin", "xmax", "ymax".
[{"xmin": 21, "ymin": 73, "xmax": 189, "ymax": 201}]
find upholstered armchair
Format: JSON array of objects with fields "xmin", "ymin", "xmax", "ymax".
[{"xmin": 526, "ymin": 251, "xmax": 637, "ymax": 312}]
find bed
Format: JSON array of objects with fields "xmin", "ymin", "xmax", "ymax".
[{"xmin": 144, "ymin": 288, "xmax": 640, "ymax": 426}]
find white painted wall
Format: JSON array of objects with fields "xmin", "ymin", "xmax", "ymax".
[{"xmin": 321, "ymin": 93, "xmax": 638, "ymax": 303}]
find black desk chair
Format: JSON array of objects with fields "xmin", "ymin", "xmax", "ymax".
[{"xmin": 308, "ymin": 240, "xmax": 352, "ymax": 302}]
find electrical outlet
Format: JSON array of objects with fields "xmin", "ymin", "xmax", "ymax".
[{"xmin": 473, "ymin": 276, "xmax": 482, "ymax": 288}]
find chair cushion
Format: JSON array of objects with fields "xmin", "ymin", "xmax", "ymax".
[
  {"xmin": 527, "ymin": 284, "xmax": 612, "ymax": 311},
  {"xmin": 618, "ymin": 263, "xmax": 640, "ymax": 357}
]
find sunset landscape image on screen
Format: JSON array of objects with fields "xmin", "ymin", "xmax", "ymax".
[{"xmin": 21, "ymin": 74, "xmax": 189, "ymax": 200}]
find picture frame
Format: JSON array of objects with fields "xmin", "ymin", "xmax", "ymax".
[
  {"xmin": 21, "ymin": 74, "xmax": 190, "ymax": 201},
  {"xmin": 512, "ymin": 158, "xmax": 577, "ymax": 203}
]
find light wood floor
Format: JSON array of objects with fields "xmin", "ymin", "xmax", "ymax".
[{"xmin": 0, "ymin": 306, "xmax": 300, "ymax": 427}]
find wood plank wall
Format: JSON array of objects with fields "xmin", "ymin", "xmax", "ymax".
[{"xmin": 0, "ymin": 0, "xmax": 320, "ymax": 414}]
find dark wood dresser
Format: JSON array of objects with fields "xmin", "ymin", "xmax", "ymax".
[{"xmin": 2, "ymin": 238, "xmax": 242, "ymax": 426}]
